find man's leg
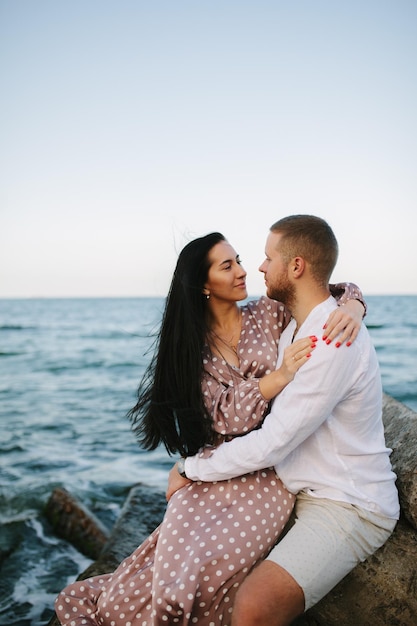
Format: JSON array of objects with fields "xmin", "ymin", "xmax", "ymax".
[
  {"xmin": 231, "ymin": 560, "xmax": 304, "ymax": 626},
  {"xmin": 231, "ymin": 493, "xmax": 396, "ymax": 626}
]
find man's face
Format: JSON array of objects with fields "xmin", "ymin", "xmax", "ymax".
[{"xmin": 259, "ymin": 231, "xmax": 295, "ymax": 304}]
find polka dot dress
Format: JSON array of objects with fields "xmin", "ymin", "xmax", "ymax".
[
  {"xmin": 55, "ymin": 297, "xmax": 299, "ymax": 625},
  {"xmin": 55, "ymin": 471, "xmax": 294, "ymax": 625}
]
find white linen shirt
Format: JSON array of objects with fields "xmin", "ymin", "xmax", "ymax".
[{"xmin": 185, "ymin": 296, "xmax": 400, "ymax": 520}]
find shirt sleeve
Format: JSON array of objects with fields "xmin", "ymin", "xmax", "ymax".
[{"xmin": 185, "ymin": 334, "xmax": 361, "ymax": 481}]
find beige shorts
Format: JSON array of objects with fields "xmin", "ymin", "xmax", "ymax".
[{"xmin": 266, "ymin": 491, "xmax": 397, "ymax": 611}]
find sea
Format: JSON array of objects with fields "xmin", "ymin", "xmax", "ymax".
[{"xmin": 0, "ymin": 295, "xmax": 416, "ymax": 626}]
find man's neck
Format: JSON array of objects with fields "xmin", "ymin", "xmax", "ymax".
[{"xmin": 290, "ymin": 287, "xmax": 330, "ymax": 330}]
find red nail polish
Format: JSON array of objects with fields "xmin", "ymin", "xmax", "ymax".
[
  {"xmin": 310, "ymin": 335, "xmax": 318, "ymax": 342},
  {"xmin": 346, "ymin": 341, "xmax": 351, "ymax": 347},
  {"xmin": 326, "ymin": 339, "xmax": 331, "ymax": 345},
  {"xmin": 322, "ymin": 335, "xmax": 327, "ymax": 341},
  {"xmin": 307, "ymin": 353, "xmax": 311, "ymax": 358},
  {"xmin": 335, "ymin": 342, "xmax": 341, "ymax": 348}
]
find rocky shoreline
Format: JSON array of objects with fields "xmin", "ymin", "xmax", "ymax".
[{"xmin": 46, "ymin": 394, "xmax": 417, "ymax": 625}]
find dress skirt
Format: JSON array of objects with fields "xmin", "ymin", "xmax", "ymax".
[{"xmin": 55, "ymin": 468, "xmax": 294, "ymax": 626}]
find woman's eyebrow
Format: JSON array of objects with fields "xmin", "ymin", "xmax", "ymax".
[{"xmin": 219, "ymin": 255, "xmax": 240, "ymax": 267}]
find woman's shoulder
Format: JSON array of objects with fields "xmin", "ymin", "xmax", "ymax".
[
  {"xmin": 242, "ymin": 295, "xmax": 284, "ymax": 315},
  {"xmin": 241, "ymin": 296, "xmax": 291, "ymax": 331}
]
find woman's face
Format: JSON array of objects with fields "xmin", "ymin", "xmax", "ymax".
[{"xmin": 204, "ymin": 240, "xmax": 247, "ymax": 302}]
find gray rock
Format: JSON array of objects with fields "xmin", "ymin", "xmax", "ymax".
[
  {"xmin": 382, "ymin": 393, "xmax": 417, "ymax": 530},
  {"xmin": 76, "ymin": 482, "xmax": 167, "ymax": 579}
]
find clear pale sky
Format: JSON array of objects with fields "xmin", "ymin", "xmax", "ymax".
[{"xmin": 1, "ymin": 0, "xmax": 416, "ymax": 298}]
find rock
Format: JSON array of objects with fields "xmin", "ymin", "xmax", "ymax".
[
  {"xmin": 74, "ymin": 482, "xmax": 167, "ymax": 579},
  {"xmin": 44, "ymin": 487, "xmax": 109, "ymax": 560},
  {"xmin": 382, "ymin": 393, "xmax": 417, "ymax": 530}
]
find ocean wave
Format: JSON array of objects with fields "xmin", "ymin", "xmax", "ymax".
[{"xmin": 0, "ymin": 324, "xmax": 24, "ymax": 331}]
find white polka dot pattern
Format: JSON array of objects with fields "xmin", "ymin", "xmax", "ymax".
[{"xmin": 55, "ymin": 470, "xmax": 294, "ymax": 625}]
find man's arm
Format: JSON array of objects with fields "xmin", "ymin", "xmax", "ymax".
[{"xmin": 183, "ymin": 333, "xmax": 360, "ymax": 483}]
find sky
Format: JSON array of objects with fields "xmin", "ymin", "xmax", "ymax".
[{"xmin": 1, "ymin": 0, "xmax": 416, "ymax": 298}]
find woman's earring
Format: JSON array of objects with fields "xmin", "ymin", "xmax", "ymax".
[{"xmin": 206, "ymin": 293, "xmax": 210, "ymax": 300}]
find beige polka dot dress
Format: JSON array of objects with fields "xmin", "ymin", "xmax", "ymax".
[{"xmin": 55, "ymin": 297, "xmax": 295, "ymax": 625}]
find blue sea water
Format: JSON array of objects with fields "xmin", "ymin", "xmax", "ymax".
[{"xmin": 0, "ymin": 295, "xmax": 416, "ymax": 625}]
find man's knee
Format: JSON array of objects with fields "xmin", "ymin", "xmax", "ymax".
[{"xmin": 232, "ymin": 561, "xmax": 305, "ymax": 626}]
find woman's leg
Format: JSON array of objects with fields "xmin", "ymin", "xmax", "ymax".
[
  {"xmin": 55, "ymin": 469, "xmax": 294, "ymax": 626},
  {"xmin": 151, "ymin": 468, "xmax": 295, "ymax": 625},
  {"xmin": 55, "ymin": 526, "xmax": 159, "ymax": 626}
]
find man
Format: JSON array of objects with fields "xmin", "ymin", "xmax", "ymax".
[{"xmin": 167, "ymin": 215, "xmax": 399, "ymax": 625}]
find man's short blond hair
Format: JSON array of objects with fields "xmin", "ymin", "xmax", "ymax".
[{"xmin": 270, "ymin": 215, "xmax": 339, "ymax": 286}]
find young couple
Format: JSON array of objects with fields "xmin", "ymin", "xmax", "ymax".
[{"xmin": 55, "ymin": 215, "xmax": 399, "ymax": 626}]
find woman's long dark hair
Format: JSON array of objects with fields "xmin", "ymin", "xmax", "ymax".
[{"xmin": 127, "ymin": 232, "xmax": 226, "ymax": 457}]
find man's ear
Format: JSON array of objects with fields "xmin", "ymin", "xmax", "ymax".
[{"xmin": 292, "ymin": 256, "xmax": 306, "ymax": 278}]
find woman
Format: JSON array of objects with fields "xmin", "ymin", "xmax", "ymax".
[{"xmin": 55, "ymin": 233, "xmax": 365, "ymax": 626}]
